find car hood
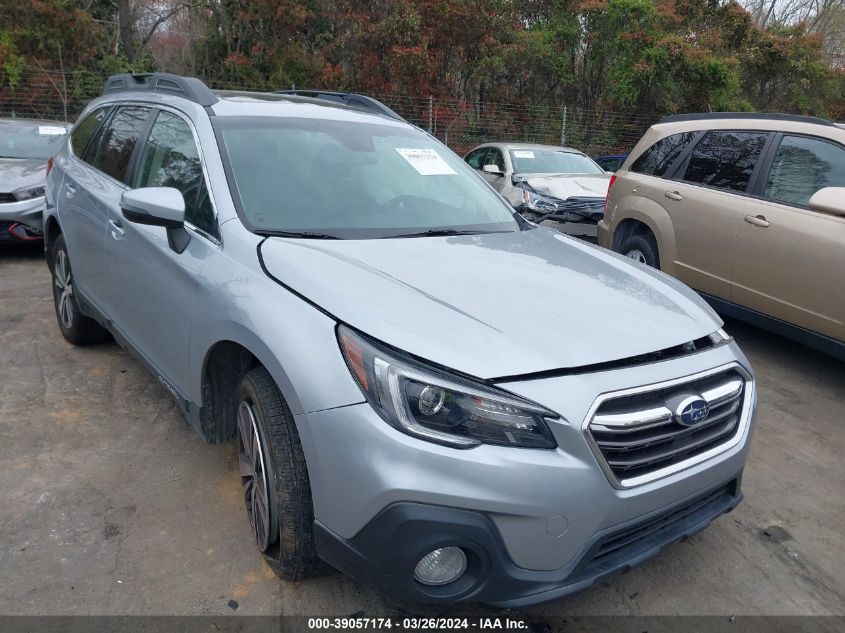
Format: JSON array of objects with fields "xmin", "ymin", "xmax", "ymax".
[
  {"xmin": 521, "ymin": 173, "xmax": 611, "ymax": 200},
  {"xmin": 0, "ymin": 158, "xmax": 46, "ymax": 192},
  {"xmin": 259, "ymin": 228, "xmax": 721, "ymax": 379}
]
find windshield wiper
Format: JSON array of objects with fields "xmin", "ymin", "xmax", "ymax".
[
  {"xmin": 258, "ymin": 230, "xmax": 341, "ymax": 240},
  {"xmin": 383, "ymin": 229, "xmax": 492, "ymax": 239}
]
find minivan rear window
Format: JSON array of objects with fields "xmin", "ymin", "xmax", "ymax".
[{"xmin": 630, "ymin": 132, "xmax": 696, "ymax": 177}]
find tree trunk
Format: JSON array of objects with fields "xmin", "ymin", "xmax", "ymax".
[{"xmin": 118, "ymin": 0, "xmax": 137, "ymax": 63}]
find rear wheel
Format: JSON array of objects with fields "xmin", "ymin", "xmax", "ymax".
[
  {"xmin": 236, "ymin": 366, "xmax": 326, "ymax": 579},
  {"xmin": 51, "ymin": 235, "xmax": 110, "ymax": 345},
  {"xmin": 618, "ymin": 232, "xmax": 660, "ymax": 269}
]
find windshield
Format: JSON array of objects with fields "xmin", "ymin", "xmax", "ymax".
[
  {"xmin": 215, "ymin": 117, "xmax": 520, "ymax": 239},
  {"xmin": 0, "ymin": 121, "xmax": 67, "ymax": 160},
  {"xmin": 510, "ymin": 148, "xmax": 604, "ymax": 175}
]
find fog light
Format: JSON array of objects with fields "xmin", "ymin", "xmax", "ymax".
[{"xmin": 413, "ymin": 546, "xmax": 467, "ymax": 586}]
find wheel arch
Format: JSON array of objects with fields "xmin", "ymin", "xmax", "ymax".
[
  {"xmin": 610, "ymin": 197, "xmax": 677, "ymax": 274},
  {"xmin": 44, "ymin": 215, "xmax": 63, "ymax": 270},
  {"xmin": 196, "ymin": 326, "xmax": 306, "ymax": 444}
]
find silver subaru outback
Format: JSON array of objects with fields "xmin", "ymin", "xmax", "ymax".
[{"xmin": 44, "ymin": 74, "xmax": 756, "ymax": 606}]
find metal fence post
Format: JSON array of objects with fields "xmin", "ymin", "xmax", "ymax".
[
  {"xmin": 428, "ymin": 95, "xmax": 433, "ymax": 133},
  {"xmin": 560, "ymin": 105, "xmax": 567, "ymax": 147}
]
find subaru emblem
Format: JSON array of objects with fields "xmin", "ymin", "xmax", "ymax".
[{"xmin": 675, "ymin": 396, "xmax": 709, "ymax": 426}]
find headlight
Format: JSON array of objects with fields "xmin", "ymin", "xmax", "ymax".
[
  {"xmin": 12, "ymin": 186, "xmax": 46, "ymax": 201},
  {"xmin": 516, "ymin": 182, "xmax": 564, "ymax": 211},
  {"xmin": 338, "ymin": 325, "xmax": 558, "ymax": 449}
]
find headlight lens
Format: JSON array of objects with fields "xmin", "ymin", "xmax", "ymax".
[
  {"xmin": 516, "ymin": 183, "xmax": 564, "ymax": 211},
  {"xmin": 12, "ymin": 186, "xmax": 46, "ymax": 201},
  {"xmin": 338, "ymin": 325, "xmax": 558, "ymax": 449}
]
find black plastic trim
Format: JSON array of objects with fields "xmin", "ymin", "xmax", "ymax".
[
  {"xmin": 700, "ymin": 293, "xmax": 845, "ymax": 361},
  {"xmin": 275, "ymin": 90, "xmax": 404, "ymax": 121},
  {"xmin": 314, "ymin": 477, "xmax": 742, "ymax": 606},
  {"xmin": 103, "ymin": 73, "xmax": 218, "ymax": 107},
  {"xmin": 659, "ymin": 112, "xmax": 835, "ymax": 127}
]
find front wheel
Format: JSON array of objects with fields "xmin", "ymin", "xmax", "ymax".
[{"xmin": 236, "ymin": 366, "xmax": 326, "ymax": 579}]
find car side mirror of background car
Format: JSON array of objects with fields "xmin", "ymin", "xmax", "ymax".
[
  {"xmin": 120, "ymin": 187, "xmax": 190, "ymax": 253},
  {"xmin": 482, "ymin": 164, "xmax": 504, "ymax": 176},
  {"xmin": 808, "ymin": 187, "xmax": 845, "ymax": 217}
]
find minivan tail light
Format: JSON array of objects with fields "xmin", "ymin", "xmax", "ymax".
[
  {"xmin": 46, "ymin": 157, "xmax": 53, "ymax": 176},
  {"xmin": 604, "ymin": 173, "xmax": 617, "ymax": 217}
]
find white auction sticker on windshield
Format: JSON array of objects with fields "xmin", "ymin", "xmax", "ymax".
[
  {"xmin": 513, "ymin": 150, "xmax": 534, "ymax": 158},
  {"xmin": 38, "ymin": 125, "xmax": 67, "ymax": 135},
  {"xmin": 395, "ymin": 148, "xmax": 456, "ymax": 175}
]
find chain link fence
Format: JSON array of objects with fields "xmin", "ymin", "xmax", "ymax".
[{"xmin": 0, "ymin": 69, "xmax": 657, "ymax": 158}]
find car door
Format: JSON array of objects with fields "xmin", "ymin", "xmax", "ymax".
[
  {"xmin": 59, "ymin": 105, "xmax": 114, "ymax": 308},
  {"xmin": 661, "ymin": 130, "xmax": 771, "ymax": 299},
  {"xmin": 106, "ymin": 108, "xmax": 219, "ymax": 396},
  {"xmin": 731, "ymin": 134, "xmax": 845, "ymax": 340}
]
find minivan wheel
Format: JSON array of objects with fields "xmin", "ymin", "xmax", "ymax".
[
  {"xmin": 50, "ymin": 235, "xmax": 110, "ymax": 345},
  {"xmin": 619, "ymin": 232, "xmax": 660, "ymax": 268},
  {"xmin": 236, "ymin": 366, "xmax": 327, "ymax": 579}
]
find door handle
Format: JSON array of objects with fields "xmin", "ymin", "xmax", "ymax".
[
  {"xmin": 664, "ymin": 191, "xmax": 683, "ymax": 201},
  {"xmin": 744, "ymin": 214, "xmax": 770, "ymax": 228},
  {"xmin": 65, "ymin": 184, "xmax": 76, "ymax": 198},
  {"xmin": 108, "ymin": 219, "xmax": 125, "ymax": 240}
]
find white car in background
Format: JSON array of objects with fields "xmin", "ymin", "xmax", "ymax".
[
  {"xmin": 0, "ymin": 118, "xmax": 69, "ymax": 243},
  {"xmin": 464, "ymin": 142, "xmax": 611, "ymax": 240}
]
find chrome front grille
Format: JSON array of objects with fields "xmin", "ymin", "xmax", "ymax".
[{"xmin": 586, "ymin": 365, "xmax": 750, "ymax": 487}]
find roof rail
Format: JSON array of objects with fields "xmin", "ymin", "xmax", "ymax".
[
  {"xmin": 659, "ymin": 112, "xmax": 834, "ymax": 127},
  {"xmin": 275, "ymin": 90, "xmax": 404, "ymax": 121},
  {"xmin": 103, "ymin": 73, "xmax": 218, "ymax": 107}
]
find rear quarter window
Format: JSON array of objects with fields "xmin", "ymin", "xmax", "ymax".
[
  {"xmin": 71, "ymin": 106, "xmax": 110, "ymax": 160},
  {"xmin": 631, "ymin": 132, "xmax": 697, "ymax": 177}
]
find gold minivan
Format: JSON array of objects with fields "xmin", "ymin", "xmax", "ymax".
[{"xmin": 599, "ymin": 113, "xmax": 845, "ymax": 360}]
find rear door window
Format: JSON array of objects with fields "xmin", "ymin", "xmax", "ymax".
[
  {"xmin": 631, "ymin": 132, "xmax": 697, "ymax": 177},
  {"xmin": 91, "ymin": 106, "xmax": 152, "ymax": 185},
  {"xmin": 681, "ymin": 131, "xmax": 768, "ymax": 193},
  {"xmin": 763, "ymin": 135, "xmax": 845, "ymax": 207}
]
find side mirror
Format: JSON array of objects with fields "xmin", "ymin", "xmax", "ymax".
[
  {"xmin": 808, "ymin": 187, "xmax": 845, "ymax": 217},
  {"xmin": 482, "ymin": 164, "xmax": 504, "ymax": 176},
  {"xmin": 120, "ymin": 187, "xmax": 190, "ymax": 253}
]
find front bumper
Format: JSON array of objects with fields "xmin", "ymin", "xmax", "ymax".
[
  {"xmin": 299, "ymin": 341, "xmax": 756, "ymax": 604},
  {"xmin": 0, "ymin": 196, "xmax": 46, "ymax": 240},
  {"xmin": 315, "ymin": 477, "xmax": 742, "ymax": 606}
]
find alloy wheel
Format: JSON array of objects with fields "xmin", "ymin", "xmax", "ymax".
[
  {"xmin": 54, "ymin": 250, "xmax": 74, "ymax": 329},
  {"xmin": 625, "ymin": 249, "xmax": 647, "ymax": 264},
  {"xmin": 237, "ymin": 400, "xmax": 274, "ymax": 551}
]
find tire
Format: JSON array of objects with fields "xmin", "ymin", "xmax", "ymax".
[
  {"xmin": 236, "ymin": 366, "xmax": 326, "ymax": 579},
  {"xmin": 50, "ymin": 235, "xmax": 110, "ymax": 345},
  {"xmin": 618, "ymin": 232, "xmax": 660, "ymax": 269}
]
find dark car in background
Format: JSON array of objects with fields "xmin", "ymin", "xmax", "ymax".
[
  {"xmin": 0, "ymin": 118, "xmax": 69, "ymax": 243},
  {"xmin": 594, "ymin": 154, "xmax": 627, "ymax": 173}
]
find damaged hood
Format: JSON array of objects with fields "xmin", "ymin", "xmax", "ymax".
[
  {"xmin": 259, "ymin": 228, "xmax": 721, "ymax": 379},
  {"xmin": 520, "ymin": 173, "xmax": 611, "ymax": 201}
]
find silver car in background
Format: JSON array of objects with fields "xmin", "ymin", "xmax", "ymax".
[
  {"xmin": 44, "ymin": 73, "xmax": 756, "ymax": 606},
  {"xmin": 464, "ymin": 142, "xmax": 611, "ymax": 239},
  {"xmin": 0, "ymin": 118, "xmax": 69, "ymax": 242}
]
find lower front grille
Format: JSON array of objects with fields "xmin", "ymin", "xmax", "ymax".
[
  {"xmin": 576, "ymin": 480, "xmax": 739, "ymax": 580},
  {"xmin": 587, "ymin": 365, "xmax": 750, "ymax": 486}
]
